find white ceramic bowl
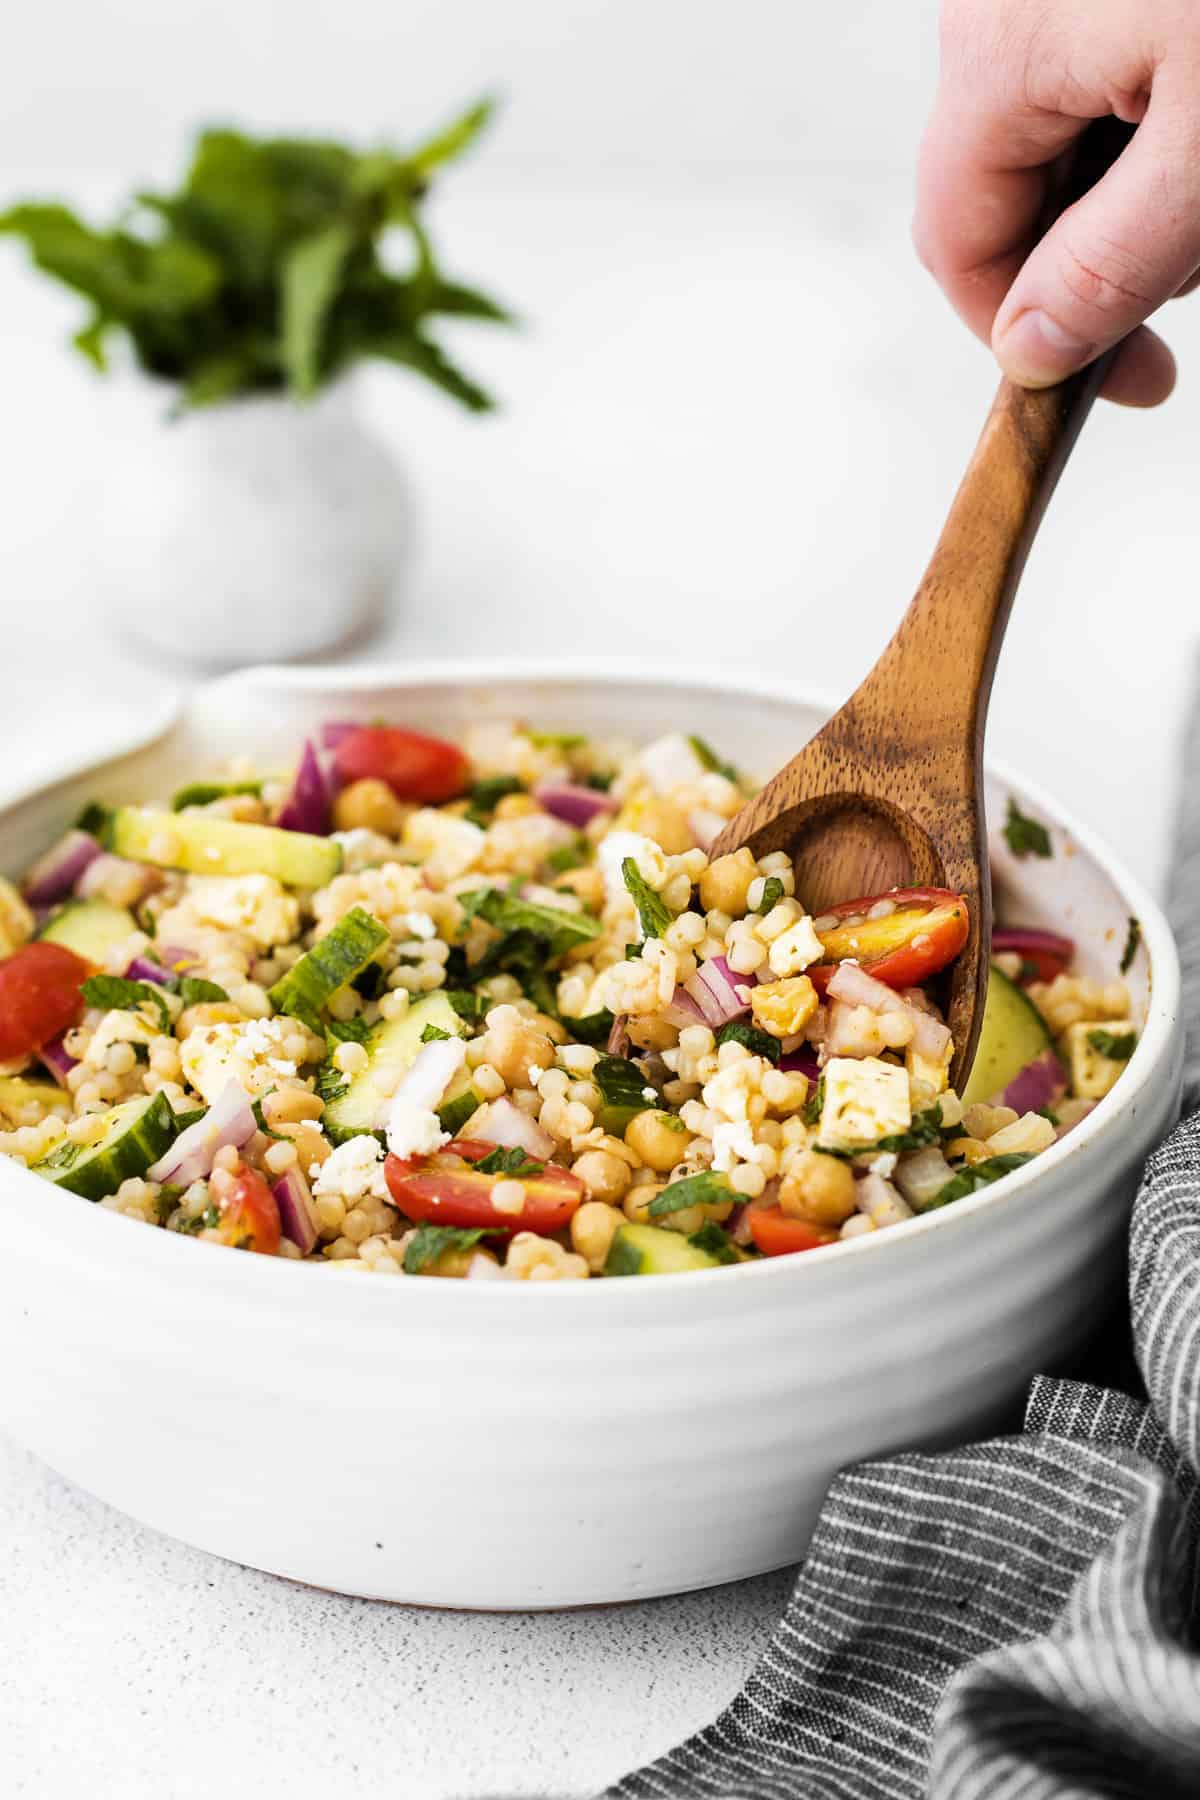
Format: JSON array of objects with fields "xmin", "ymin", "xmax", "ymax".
[{"xmin": 0, "ymin": 664, "xmax": 1182, "ymax": 1609}]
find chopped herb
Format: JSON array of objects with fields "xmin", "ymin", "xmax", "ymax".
[
  {"xmin": 1087, "ymin": 1028, "xmax": 1136, "ymax": 1062},
  {"xmin": 648, "ymin": 1171, "xmax": 731, "ymax": 1217},
  {"xmin": 171, "ymin": 780, "xmax": 263, "ymax": 811},
  {"xmin": 1036, "ymin": 1106, "xmax": 1060, "ymax": 1126},
  {"xmin": 444, "ymin": 989, "xmax": 486, "ymax": 1024},
  {"xmin": 715, "ymin": 1021, "xmax": 782, "ymax": 1065},
  {"xmin": 74, "ymin": 801, "xmax": 111, "ymax": 837},
  {"xmin": 687, "ymin": 734, "xmax": 739, "ymax": 784},
  {"xmin": 465, "ymin": 774, "xmax": 525, "ymax": 825},
  {"xmin": 594, "ymin": 1054, "xmax": 654, "ymax": 1130},
  {"xmin": 1120, "ymin": 917, "xmax": 1141, "ymax": 975},
  {"xmin": 757, "ymin": 876, "xmax": 785, "ymax": 914},
  {"xmin": 559, "ymin": 1009, "xmax": 615, "ymax": 1045},
  {"xmin": 621, "ymin": 858, "xmax": 672, "ymax": 939},
  {"xmin": 403, "ymin": 1224, "xmax": 491, "ymax": 1274},
  {"xmin": 585, "ymin": 771, "xmax": 614, "ymax": 792},
  {"xmin": 421, "ymin": 1023, "xmax": 452, "ymax": 1043},
  {"xmin": 529, "ymin": 731, "xmax": 585, "ymax": 750},
  {"xmin": 458, "ymin": 887, "xmax": 603, "ymax": 959},
  {"xmin": 687, "ymin": 1221, "xmax": 740, "ymax": 1264},
  {"xmin": 624, "ymin": 942, "xmax": 643, "ymax": 960},
  {"xmin": 326, "ymin": 1016, "xmax": 373, "ymax": 1046},
  {"xmin": 80, "ymin": 973, "xmax": 171, "ymax": 1032},
  {"xmin": 547, "ymin": 839, "xmax": 587, "ymax": 874},
  {"xmin": 802, "ymin": 1076, "xmax": 825, "ymax": 1126},
  {"xmin": 173, "ymin": 1203, "xmax": 222, "ymax": 1236},
  {"xmin": 474, "ymin": 1145, "xmax": 545, "ymax": 1177},
  {"xmin": 316, "ymin": 1016, "xmax": 374, "ymax": 1107},
  {"xmin": 874, "ymin": 1106, "xmax": 947, "ymax": 1153},
  {"xmin": 178, "ymin": 976, "xmax": 229, "ymax": 1006},
  {"xmin": 929, "ymin": 1152, "xmax": 1034, "ymax": 1209},
  {"xmin": 1003, "ymin": 798, "xmax": 1052, "ymax": 859}
]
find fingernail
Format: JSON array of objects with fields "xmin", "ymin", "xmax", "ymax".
[{"xmin": 994, "ymin": 309, "xmax": 1095, "ymax": 386}]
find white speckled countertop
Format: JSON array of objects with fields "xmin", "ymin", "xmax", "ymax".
[{"xmin": 2, "ymin": 154, "xmax": 1197, "ymax": 1796}]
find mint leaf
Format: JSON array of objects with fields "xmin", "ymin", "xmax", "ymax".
[
  {"xmin": 171, "ymin": 780, "xmax": 262, "ymax": 810},
  {"xmin": 621, "ymin": 859, "xmax": 672, "ymax": 939},
  {"xmin": 466, "ymin": 775, "xmax": 525, "ymax": 825},
  {"xmin": 420, "ymin": 1023, "xmax": 452, "ymax": 1043},
  {"xmin": 1003, "ymin": 799, "xmax": 1052, "ymax": 859},
  {"xmin": 74, "ymin": 801, "xmax": 111, "ymax": 837},
  {"xmin": 1087, "ymin": 1028, "xmax": 1135, "ymax": 1061},
  {"xmin": 444, "ymin": 989, "xmax": 486, "ymax": 1024},
  {"xmin": 802, "ymin": 1076, "xmax": 825, "ymax": 1126},
  {"xmin": 715, "ymin": 1021, "xmax": 781, "ymax": 1065},
  {"xmin": 558, "ymin": 1009, "xmax": 615, "ymax": 1045},
  {"xmin": 80, "ymin": 974, "xmax": 171, "ymax": 1032},
  {"xmin": 687, "ymin": 735, "xmax": 740, "ymax": 783},
  {"xmin": 1120, "ymin": 917, "xmax": 1141, "ymax": 975},
  {"xmin": 403, "ymin": 1224, "xmax": 489, "ymax": 1273},
  {"xmin": 473, "ymin": 1145, "xmax": 545, "ymax": 1177},
  {"xmin": 757, "ymin": 876, "xmax": 785, "ymax": 914},
  {"xmin": 457, "ymin": 887, "xmax": 602, "ymax": 959},
  {"xmin": 179, "ymin": 976, "xmax": 229, "ymax": 1006},
  {"xmin": 928, "ymin": 1153, "xmax": 1034, "ymax": 1209},
  {"xmin": 547, "ymin": 840, "xmax": 587, "ymax": 874},
  {"xmin": 648, "ymin": 1171, "xmax": 731, "ymax": 1217},
  {"xmin": 687, "ymin": 1221, "xmax": 739, "ymax": 1264}
]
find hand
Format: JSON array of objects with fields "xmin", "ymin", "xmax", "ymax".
[{"xmin": 914, "ymin": 0, "xmax": 1200, "ymax": 406}]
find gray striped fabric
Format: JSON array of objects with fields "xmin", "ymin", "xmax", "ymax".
[{"xmin": 604, "ymin": 778, "xmax": 1200, "ymax": 1796}]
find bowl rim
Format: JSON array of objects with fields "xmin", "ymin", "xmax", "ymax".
[{"xmin": 0, "ymin": 656, "xmax": 1181, "ymax": 1309}]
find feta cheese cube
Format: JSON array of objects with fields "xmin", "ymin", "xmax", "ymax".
[
  {"xmin": 819, "ymin": 1056, "xmax": 911, "ymax": 1151},
  {"xmin": 180, "ymin": 1017, "xmax": 298, "ymax": 1103},
  {"xmin": 767, "ymin": 915, "xmax": 824, "ymax": 978},
  {"xmin": 1062, "ymin": 1020, "xmax": 1136, "ymax": 1100}
]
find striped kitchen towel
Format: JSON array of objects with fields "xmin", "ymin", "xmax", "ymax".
[{"xmin": 604, "ymin": 708, "xmax": 1200, "ymax": 1799}]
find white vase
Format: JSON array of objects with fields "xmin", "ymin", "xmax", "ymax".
[{"xmin": 92, "ymin": 376, "xmax": 410, "ymax": 663}]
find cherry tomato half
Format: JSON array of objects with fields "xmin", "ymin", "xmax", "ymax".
[
  {"xmin": 748, "ymin": 1208, "xmax": 838, "ymax": 1258},
  {"xmin": 807, "ymin": 887, "xmax": 969, "ymax": 995},
  {"xmin": 0, "ymin": 941, "xmax": 91, "ymax": 1062},
  {"xmin": 385, "ymin": 1138, "xmax": 586, "ymax": 1235},
  {"xmin": 333, "ymin": 726, "xmax": 470, "ymax": 805},
  {"xmin": 216, "ymin": 1164, "xmax": 281, "ymax": 1255}
]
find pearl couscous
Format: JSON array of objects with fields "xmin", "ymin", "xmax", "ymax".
[{"xmin": 0, "ymin": 722, "xmax": 1138, "ymax": 1278}]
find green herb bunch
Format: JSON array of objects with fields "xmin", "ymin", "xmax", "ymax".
[{"xmin": 0, "ymin": 100, "xmax": 511, "ymax": 409}]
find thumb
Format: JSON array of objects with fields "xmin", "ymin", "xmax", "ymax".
[{"xmin": 992, "ymin": 98, "xmax": 1200, "ymax": 388}]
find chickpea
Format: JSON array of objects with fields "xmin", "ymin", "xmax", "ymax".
[
  {"xmin": 627, "ymin": 1016, "xmax": 679, "ymax": 1053},
  {"xmin": 478, "ymin": 1004, "xmax": 556, "ymax": 1089},
  {"xmin": 946, "ymin": 1136, "xmax": 992, "ymax": 1167},
  {"xmin": 622, "ymin": 1184, "xmax": 661, "ymax": 1224},
  {"xmin": 963, "ymin": 1103, "xmax": 1019, "ymax": 1141},
  {"xmin": 176, "ymin": 1000, "xmax": 243, "ymax": 1039},
  {"xmin": 620, "ymin": 797, "xmax": 694, "ymax": 856},
  {"xmin": 554, "ymin": 866, "xmax": 605, "ymax": 912},
  {"xmin": 274, "ymin": 1120, "xmax": 331, "ymax": 1170},
  {"xmin": 332, "ymin": 777, "xmax": 406, "ymax": 837},
  {"xmin": 571, "ymin": 1148, "xmax": 632, "ymax": 1205},
  {"xmin": 624, "ymin": 1109, "xmax": 689, "ymax": 1173},
  {"xmin": 779, "ymin": 1149, "xmax": 858, "ymax": 1226},
  {"xmin": 494, "ymin": 792, "xmax": 540, "ymax": 820},
  {"xmin": 570, "ymin": 1200, "xmax": 623, "ymax": 1272},
  {"xmin": 262, "ymin": 1087, "xmax": 325, "ymax": 1127},
  {"xmin": 698, "ymin": 849, "xmax": 758, "ymax": 917}
]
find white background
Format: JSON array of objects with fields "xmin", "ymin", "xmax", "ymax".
[{"xmin": 1, "ymin": 2, "xmax": 1197, "ymax": 1795}]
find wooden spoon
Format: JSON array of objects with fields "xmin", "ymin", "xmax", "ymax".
[{"xmin": 709, "ymin": 123, "xmax": 1131, "ymax": 1086}]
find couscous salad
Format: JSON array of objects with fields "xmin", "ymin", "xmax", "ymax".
[{"xmin": 0, "ymin": 722, "xmax": 1138, "ymax": 1279}]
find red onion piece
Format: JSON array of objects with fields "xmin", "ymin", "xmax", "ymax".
[
  {"xmin": 468, "ymin": 1095, "xmax": 554, "ymax": 1160},
  {"xmin": 607, "ymin": 1013, "xmax": 631, "ymax": 1057},
  {"xmin": 684, "ymin": 955, "xmax": 756, "ymax": 1028},
  {"xmin": 23, "ymin": 830, "xmax": 102, "ymax": 905},
  {"xmin": 992, "ymin": 928, "xmax": 1075, "ymax": 960},
  {"xmin": 154, "ymin": 945, "xmax": 200, "ymax": 974},
  {"xmin": 533, "ymin": 781, "xmax": 618, "ymax": 829},
  {"xmin": 76, "ymin": 853, "xmax": 159, "ymax": 905},
  {"xmin": 826, "ymin": 962, "xmax": 952, "ymax": 1061},
  {"xmin": 276, "ymin": 739, "xmax": 331, "ymax": 836},
  {"xmin": 125, "ymin": 956, "xmax": 172, "ymax": 986},
  {"xmin": 148, "ymin": 1080, "xmax": 256, "ymax": 1187},
  {"xmin": 273, "ymin": 1166, "xmax": 319, "ymax": 1255},
  {"xmin": 662, "ymin": 988, "xmax": 708, "ymax": 1031},
  {"xmin": 779, "ymin": 1047, "xmax": 821, "ymax": 1080},
  {"xmin": 992, "ymin": 1047, "xmax": 1066, "ymax": 1116},
  {"xmin": 320, "ymin": 721, "xmax": 360, "ymax": 750},
  {"xmin": 37, "ymin": 1034, "xmax": 78, "ymax": 1087}
]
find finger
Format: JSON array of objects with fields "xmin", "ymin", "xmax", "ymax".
[
  {"xmin": 993, "ymin": 91, "xmax": 1200, "ymax": 387},
  {"xmin": 1174, "ymin": 267, "xmax": 1200, "ymax": 298},
  {"xmin": 914, "ymin": 92, "xmax": 1082, "ymax": 343},
  {"xmin": 1098, "ymin": 325, "xmax": 1177, "ymax": 406}
]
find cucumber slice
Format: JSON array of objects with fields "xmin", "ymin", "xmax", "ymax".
[
  {"xmin": 107, "ymin": 807, "xmax": 341, "ymax": 889},
  {"xmin": 0, "ymin": 1076, "xmax": 72, "ymax": 1120},
  {"xmin": 321, "ymin": 993, "xmax": 468, "ymax": 1144},
  {"xmin": 37, "ymin": 898, "xmax": 137, "ymax": 963},
  {"xmin": 30, "ymin": 1091, "xmax": 179, "ymax": 1201},
  {"xmin": 437, "ymin": 1074, "xmax": 482, "ymax": 1137},
  {"xmin": 268, "ymin": 907, "xmax": 389, "ymax": 1031},
  {"xmin": 605, "ymin": 1222, "xmax": 728, "ymax": 1276},
  {"xmin": 962, "ymin": 962, "xmax": 1057, "ymax": 1108}
]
